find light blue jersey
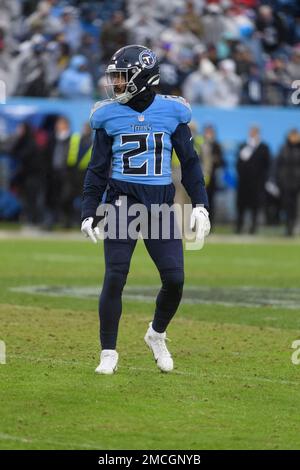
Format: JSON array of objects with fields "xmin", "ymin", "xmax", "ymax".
[{"xmin": 90, "ymin": 94, "xmax": 191, "ymax": 185}]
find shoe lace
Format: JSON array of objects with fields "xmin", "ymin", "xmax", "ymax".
[
  {"xmin": 101, "ymin": 351, "xmax": 116, "ymax": 363},
  {"xmin": 154, "ymin": 335, "xmax": 171, "ymax": 357}
]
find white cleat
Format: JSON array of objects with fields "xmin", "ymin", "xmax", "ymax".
[
  {"xmin": 95, "ymin": 350, "xmax": 118, "ymax": 375},
  {"xmin": 144, "ymin": 322, "xmax": 174, "ymax": 373}
]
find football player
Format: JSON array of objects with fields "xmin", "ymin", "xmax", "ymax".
[{"xmin": 81, "ymin": 45, "xmax": 210, "ymax": 374}]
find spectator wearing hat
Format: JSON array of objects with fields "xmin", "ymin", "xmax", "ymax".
[
  {"xmin": 182, "ymin": 58, "xmax": 218, "ymax": 105},
  {"xmin": 214, "ymin": 59, "xmax": 242, "ymax": 107},
  {"xmin": 265, "ymin": 54, "xmax": 293, "ymax": 105}
]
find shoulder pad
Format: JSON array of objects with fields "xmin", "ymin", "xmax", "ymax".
[
  {"xmin": 161, "ymin": 95, "xmax": 191, "ymax": 107},
  {"xmin": 90, "ymin": 99, "xmax": 116, "ymax": 129},
  {"xmin": 161, "ymin": 95, "xmax": 192, "ymax": 124}
]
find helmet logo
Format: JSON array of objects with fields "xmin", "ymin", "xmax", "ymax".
[{"xmin": 139, "ymin": 50, "xmax": 156, "ymax": 69}]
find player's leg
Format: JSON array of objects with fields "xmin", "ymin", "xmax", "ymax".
[
  {"xmin": 145, "ymin": 237, "xmax": 184, "ymax": 332},
  {"xmin": 96, "ymin": 197, "xmax": 137, "ymax": 374},
  {"xmin": 96, "ymin": 237, "xmax": 136, "ymax": 374},
  {"xmin": 100, "ymin": 238, "xmax": 136, "ymax": 345},
  {"xmin": 143, "ymin": 214, "xmax": 184, "ymax": 372}
]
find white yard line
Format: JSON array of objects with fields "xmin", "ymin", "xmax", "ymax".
[
  {"xmin": 6, "ymin": 354, "xmax": 299, "ymax": 387},
  {"xmin": 1, "ymin": 230, "xmax": 299, "ymax": 244},
  {"xmin": 9, "ymin": 284, "xmax": 300, "ymax": 309},
  {"xmin": 0, "ymin": 230, "xmax": 85, "ymax": 241},
  {"xmin": 0, "ymin": 432, "xmax": 100, "ymax": 449},
  {"xmin": 0, "ymin": 433, "xmax": 32, "ymax": 443}
]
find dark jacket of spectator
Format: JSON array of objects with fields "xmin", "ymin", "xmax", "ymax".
[
  {"xmin": 256, "ymin": 6, "xmax": 288, "ymax": 53},
  {"xmin": 237, "ymin": 140, "xmax": 271, "ymax": 208},
  {"xmin": 276, "ymin": 130, "xmax": 300, "ymax": 235},
  {"xmin": 100, "ymin": 12, "xmax": 128, "ymax": 63},
  {"xmin": 277, "ymin": 137, "xmax": 300, "ymax": 192},
  {"xmin": 236, "ymin": 128, "xmax": 271, "ymax": 233},
  {"xmin": 11, "ymin": 123, "xmax": 41, "ymax": 177},
  {"xmin": 11, "ymin": 122, "xmax": 45, "ymax": 223}
]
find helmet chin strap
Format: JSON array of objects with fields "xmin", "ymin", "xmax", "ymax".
[
  {"xmin": 115, "ymin": 92, "xmax": 131, "ymax": 104},
  {"xmin": 115, "ymin": 85, "xmax": 147, "ymax": 104}
]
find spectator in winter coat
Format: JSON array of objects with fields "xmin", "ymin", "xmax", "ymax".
[
  {"xmin": 236, "ymin": 126, "xmax": 271, "ymax": 234},
  {"xmin": 200, "ymin": 125, "xmax": 224, "ymax": 227},
  {"xmin": 276, "ymin": 129, "xmax": 300, "ymax": 236},
  {"xmin": 214, "ymin": 59, "xmax": 242, "ymax": 107},
  {"xmin": 11, "ymin": 122, "xmax": 45, "ymax": 224},
  {"xmin": 265, "ymin": 55, "xmax": 293, "ymax": 106},
  {"xmin": 256, "ymin": 5, "xmax": 288, "ymax": 54},
  {"xmin": 182, "ymin": 58, "xmax": 218, "ymax": 105},
  {"xmin": 58, "ymin": 55, "xmax": 93, "ymax": 99}
]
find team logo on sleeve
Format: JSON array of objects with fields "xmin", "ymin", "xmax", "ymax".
[{"xmin": 139, "ymin": 50, "xmax": 156, "ymax": 69}]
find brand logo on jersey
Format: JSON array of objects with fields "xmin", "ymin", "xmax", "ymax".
[
  {"xmin": 131, "ymin": 124, "xmax": 152, "ymax": 132},
  {"xmin": 138, "ymin": 115, "xmax": 145, "ymax": 122},
  {"xmin": 139, "ymin": 50, "xmax": 156, "ymax": 69}
]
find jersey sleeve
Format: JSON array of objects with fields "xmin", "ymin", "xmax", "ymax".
[{"xmin": 81, "ymin": 128, "xmax": 113, "ymax": 220}]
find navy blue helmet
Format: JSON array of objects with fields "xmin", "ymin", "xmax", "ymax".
[{"xmin": 105, "ymin": 45, "xmax": 160, "ymax": 104}]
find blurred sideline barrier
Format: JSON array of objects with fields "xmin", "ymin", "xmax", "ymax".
[
  {"xmin": 1, "ymin": 98, "xmax": 299, "ymax": 225},
  {"xmin": 2, "ymin": 97, "xmax": 299, "ymax": 153}
]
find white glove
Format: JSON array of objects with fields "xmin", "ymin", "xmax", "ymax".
[
  {"xmin": 81, "ymin": 217, "xmax": 101, "ymax": 244},
  {"xmin": 190, "ymin": 207, "xmax": 211, "ymax": 246}
]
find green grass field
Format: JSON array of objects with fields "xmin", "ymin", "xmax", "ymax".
[{"xmin": 1, "ymin": 237, "xmax": 300, "ymax": 450}]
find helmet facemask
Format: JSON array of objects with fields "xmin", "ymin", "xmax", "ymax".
[{"xmin": 105, "ymin": 66, "xmax": 142, "ymax": 104}]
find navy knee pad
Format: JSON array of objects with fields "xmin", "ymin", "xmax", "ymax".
[
  {"xmin": 160, "ymin": 269, "xmax": 184, "ymax": 295},
  {"xmin": 102, "ymin": 267, "xmax": 128, "ymax": 295},
  {"xmin": 160, "ymin": 269, "xmax": 184, "ymax": 290}
]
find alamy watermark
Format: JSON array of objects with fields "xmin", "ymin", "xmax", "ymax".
[
  {"xmin": 291, "ymin": 340, "xmax": 300, "ymax": 365},
  {"xmin": 95, "ymin": 198, "xmax": 208, "ymax": 250},
  {"xmin": 0, "ymin": 340, "xmax": 6, "ymax": 364},
  {"xmin": 291, "ymin": 80, "xmax": 300, "ymax": 105}
]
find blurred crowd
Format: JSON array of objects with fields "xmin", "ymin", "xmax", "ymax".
[
  {"xmin": 174, "ymin": 122, "xmax": 300, "ymax": 236},
  {"xmin": 0, "ymin": 0, "xmax": 300, "ymax": 235},
  {"xmin": 1, "ymin": 116, "xmax": 300, "ymax": 236},
  {"xmin": 0, "ymin": 116, "xmax": 92, "ymax": 229},
  {"xmin": 1, "ymin": 0, "xmax": 300, "ymax": 106}
]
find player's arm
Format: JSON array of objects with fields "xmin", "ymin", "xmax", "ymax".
[
  {"xmin": 81, "ymin": 128, "xmax": 112, "ymax": 243},
  {"xmin": 171, "ymin": 123, "xmax": 210, "ymax": 243}
]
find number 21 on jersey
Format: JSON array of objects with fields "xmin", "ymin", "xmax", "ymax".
[{"xmin": 120, "ymin": 133, "xmax": 164, "ymax": 176}]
